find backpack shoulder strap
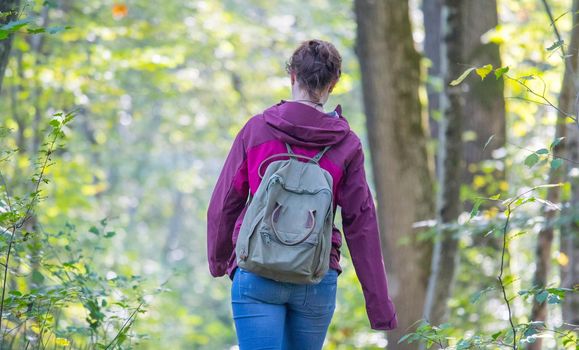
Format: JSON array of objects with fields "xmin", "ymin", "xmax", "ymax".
[
  {"xmin": 286, "ymin": 143, "xmax": 330, "ymax": 163},
  {"xmin": 312, "ymin": 146, "xmax": 331, "ymax": 163}
]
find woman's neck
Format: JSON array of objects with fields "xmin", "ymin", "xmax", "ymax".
[{"xmin": 290, "ymin": 91, "xmax": 325, "ymax": 112}]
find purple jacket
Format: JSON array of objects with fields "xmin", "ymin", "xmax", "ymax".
[{"xmin": 207, "ymin": 100, "xmax": 397, "ymax": 330}]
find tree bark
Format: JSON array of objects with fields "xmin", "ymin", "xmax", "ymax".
[
  {"xmin": 354, "ymin": 1, "xmax": 435, "ymax": 348},
  {"xmin": 423, "ymin": 0, "xmax": 506, "ymax": 326},
  {"xmin": 529, "ymin": 1, "xmax": 579, "ymax": 348},
  {"xmin": 562, "ymin": 122, "xmax": 579, "ymax": 326},
  {"xmin": 423, "ymin": 0, "xmax": 443, "ymax": 145},
  {"xmin": 0, "ymin": 0, "xmax": 21, "ymax": 95},
  {"xmin": 424, "ymin": 0, "xmax": 465, "ymax": 325},
  {"xmin": 559, "ymin": 0, "xmax": 579, "ymax": 331},
  {"xmin": 461, "ymin": 0, "xmax": 506, "ymax": 201}
]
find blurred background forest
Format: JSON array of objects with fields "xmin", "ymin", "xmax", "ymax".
[{"xmin": 0, "ymin": 0, "xmax": 578, "ymax": 349}]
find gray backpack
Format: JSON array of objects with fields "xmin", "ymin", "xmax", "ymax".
[{"xmin": 235, "ymin": 143, "xmax": 333, "ymax": 284}]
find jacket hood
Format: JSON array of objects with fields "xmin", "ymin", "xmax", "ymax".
[{"xmin": 263, "ymin": 100, "xmax": 351, "ymax": 147}]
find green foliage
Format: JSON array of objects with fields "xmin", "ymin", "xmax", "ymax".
[{"xmin": 0, "ymin": 115, "xmax": 148, "ymax": 349}]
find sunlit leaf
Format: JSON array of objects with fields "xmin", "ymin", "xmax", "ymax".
[
  {"xmin": 475, "ymin": 64, "xmax": 493, "ymax": 80},
  {"xmin": 450, "ymin": 67, "xmax": 476, "ymax": 86},
  {"xmin": 494, "ymin": 66, "xmax": 509, "ymax": 79}
]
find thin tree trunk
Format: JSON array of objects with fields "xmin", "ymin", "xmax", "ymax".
[
  {"xmin": 562, "ymin": 122, "xmax": 579, "ymax": 326},
  {"xmin": 559, "ymin": 0, "xmax": 579, "ymax": 330},
  {"xmin": 426, "ymin": 0, "xmax": 465, "ymax": 325},
  {"xmin": 529, "ymin": 1, "xmax": 579, "ymax": 348},
  {"xmin": 423, "ymin": 0, "xmax": 443, "ymax": 146},
  {"xmin": 0, "ymin": 0, "xmax": 21, "ymax": 95},
  {"xmin": 354, "ymin": 1, "xmax": 435, "ymax": 348}
]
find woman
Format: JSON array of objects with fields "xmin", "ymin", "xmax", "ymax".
[{"xmin": 207, "ymin": 39, "xmax": 397, "ymax": 349}]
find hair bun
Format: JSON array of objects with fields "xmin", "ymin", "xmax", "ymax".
[{"xmin": 309, "ymin": 40, "xmax": 321, "ymax": 56}]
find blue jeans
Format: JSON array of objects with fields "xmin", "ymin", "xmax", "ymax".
[{"xmin": 231, "ymin": 267, "xmax": 338, "ymax": 350}]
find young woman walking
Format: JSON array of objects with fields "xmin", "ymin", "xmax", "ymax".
[{"xmin": 207, "ymin": 39, "xmax": 397, "ymax": 350}]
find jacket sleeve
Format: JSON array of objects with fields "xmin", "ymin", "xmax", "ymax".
[
  {"xmin": 337, "ymin": 141, "xmax": 398, "ymax": 330},
  {"xmin": 207, "ymin": 125, "xmax": 249, "ymax": 277}
]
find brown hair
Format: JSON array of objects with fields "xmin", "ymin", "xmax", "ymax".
[{"xmin": 286, "ymin": 39, "xmax": 342, "ymax": 102}]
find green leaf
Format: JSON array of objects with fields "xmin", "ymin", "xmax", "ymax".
[
  {"xmin": 475, "ymin": 64, "xmax": 493, "ymax": 80},
  {"xmin": 27, "ymin": 28, "xmax": 46, "ymax": 34},
  {"xmin": 546, "ymin": 287, "xmax": 573, "ymax": 297},
  {"xmin": 535, "ymin": 290, "xmax": 548, "ymax": 303},
  {"xmin": 0, "ymin": 18, "xmax": 31, "ymax": 32},
  {"xmin": 550, "ymin": 137, "xmax": 565, "ymax": 150},
  {"xmin": 49, "ymin": 119, "xmax": 60, "ymax": 128},
  {"xmin": 450, "ymin": 67, "xmax": 476, "ymax": 86},
  {"xmin": 547, "ymin": 294, "xmax": 561, "ymax": 304},
  {"xmin": 398, "ymin": 333, "xmax": 413, "ymax": 344},
  {"xmin": 551, "ymin": 158, "xmax": 563, "ymax": 170},
  {"xmin": 547, "ymin": 39, "xmax": 564, "ymax": 51},
  {"xmin": 0, "ymin": 19, "xmax": 31, "ymax": 39},
  {"xmin": 46, "ymin": 25, "xmax": 71, "ymax": 34},
  {"xmin": 104, "ymin": 231, "xmax": 116, "ymax": 238},
  {"xmin": 535, "ymin": 148, "xmax": 549, "ymax": 154},
  {"xmin": 469, "ymin": 199, "xmax": 482, "ymax": 221},
  {"xmin": 524, "ymin": 153, "xmax": 539, "ymax": 168},
  {"xmin": 89, "ymin": 226, "xmax": 100, "ymax": 235},
  {"xmin": 494, "ymin": 66, "xmax": 509, "ymax": 79},
  {"xmin": 490, "ymin": 193, "xmax": 501, "ymax": 200}
]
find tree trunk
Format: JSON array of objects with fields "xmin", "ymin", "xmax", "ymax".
[
  {"xmin": 560, "ymin": 0, "xmax": 579, "ymax": 331},
  {"xmin": 461, "ymin": 0, "xmax": 506, "ymax": 202},
  {"xmin": 529, "ymin": 1, "xmax": 579, "ymax": 348},
  {"xmin": 0, "ymin": 0, "xmax": 21, "ymax": 95},
  {"xmin": 423, "ymin": 0, "xmax": 506, "ymax": 325},
  {"xmin": 424, "ymin": 0, "xmax": 465, "ymax": 325},
  {"xmin": 354, "ymin": 1, "xmax": 435, "ymax": 348},
  {"xmin": 562, "ymin": 122, "xmax": 579, "ymax": 326}
]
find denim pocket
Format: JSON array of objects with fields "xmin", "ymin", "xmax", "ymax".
[
  {"xmin": 238, "ymin": 268, "xmax": 286, "ymax": 304},
  {"xmin": 304, "ymin": 269, "xmax": 338, "ymax": 313}
]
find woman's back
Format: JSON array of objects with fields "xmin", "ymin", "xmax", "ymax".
[{"xmin": 207, "ymin": 39, "xmax": 397, "ymax": 350}]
